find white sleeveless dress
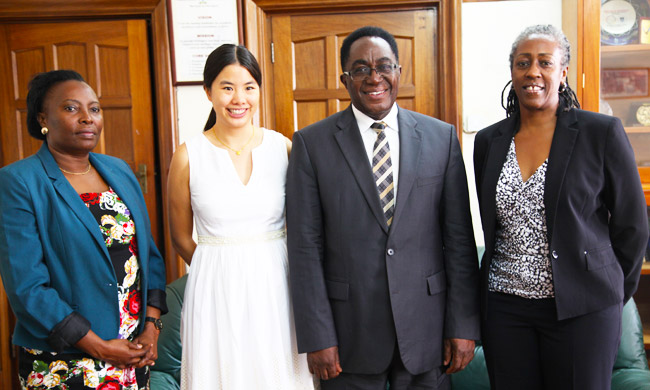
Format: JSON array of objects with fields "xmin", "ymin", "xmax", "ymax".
[{"xmin": 180, "ymin": 129, "xmax": 315, "ymax": 390}]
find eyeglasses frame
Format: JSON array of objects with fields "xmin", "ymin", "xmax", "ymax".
[{"xmin": 342, "ymin": 63, "xmax": 400, "ymax": 81}]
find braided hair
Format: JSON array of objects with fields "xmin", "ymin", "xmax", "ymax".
[{"xmin": 502, "ymin": 25, "xmax": 580, "ymax": 117}]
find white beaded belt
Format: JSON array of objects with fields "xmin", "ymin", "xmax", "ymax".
[{"xmin": 197, "ymin": 229, "xmax": 286, "ymax": 246}]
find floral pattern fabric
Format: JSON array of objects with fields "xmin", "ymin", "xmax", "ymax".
[{"xmin": 19, "ymin": 188, "xmax": 148, "ymax": 389}]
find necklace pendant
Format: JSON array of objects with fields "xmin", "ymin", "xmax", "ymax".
[{"xmin": 236, "ymin": 151, "xmax": 241, "ymax": 155}]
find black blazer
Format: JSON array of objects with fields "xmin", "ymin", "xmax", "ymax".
[
  {"xmin": 287, "ymin": 106, "xmax": 480, "ymax": 375},
  {"xmin": 474, "ymin": 108, "xmax": 648, "ymax": 320}
]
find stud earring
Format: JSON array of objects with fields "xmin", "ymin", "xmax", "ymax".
[{"xmin": 41, "ymin": 127, "xmax": 49, "ymax": 135}]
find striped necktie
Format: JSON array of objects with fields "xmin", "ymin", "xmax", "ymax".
[{"xmin": 371, "ymin": 121, "xmax": 395, "ymax": 227}]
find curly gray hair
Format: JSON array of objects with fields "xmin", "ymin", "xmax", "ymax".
[
  {"xmin": 503, "ymin": 24, "xmax": 580, "ymax": 117},
  {"xmin": 508, "ymin": 24, "xmax": 571, "ymax": 69}
]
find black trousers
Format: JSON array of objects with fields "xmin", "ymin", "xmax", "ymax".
[
  {"xmin": 482, "ymin": 292, "xmax": 622, "ymax": 390},
  {"xmin": 320, "ymin": 344, "xmax": 450, "ymax": 390}
]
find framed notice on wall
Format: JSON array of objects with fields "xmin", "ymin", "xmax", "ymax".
[{"xmin": 167, "ymin": 0, "xmax": 240, "ymax": 84}]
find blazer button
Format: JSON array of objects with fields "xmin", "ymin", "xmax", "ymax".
[
  {"xmin": 552, "ymin": 250, "xmax": 558, "ymax": 259},
  {"xmin": 387, "ymin": 248, "xmax": 395, "ymax": 256}
]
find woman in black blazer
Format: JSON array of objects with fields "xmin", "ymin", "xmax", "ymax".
[{"xmin": 473, "ymin": 25, "xmax": 648, "ymax": 390}]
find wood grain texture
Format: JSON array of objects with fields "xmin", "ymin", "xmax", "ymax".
[
  {"xmin": 248, "ymin": 0, "xmax": 462, "ymax": 140},
  {"xmin": 0, "ymin": 0, "xmax": 158, "ymax": 19},
  {"xmin": 0, "ymin": 3, "xmax": 179, "ymax": 387},
  {"xmin": 580, "ymin": 0, "xmax": 600, "ymax": 112},
  {"xmin": 254, "ymin": 0, "xmax": 441, "ymax": 11},
  {"xmin": 271, "ymin": 15, "xmax": 295, "ymax": 137},
  {"xmin": 151, "ymin": 0, "xmax": 182, "ymax": 281}
]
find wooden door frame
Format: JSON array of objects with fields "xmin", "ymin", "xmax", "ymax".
[
  {"xmin": 0, "ymin": 0, "xmax": 182, "ymax": 282},
  {"xmin": 243, "ymin": 0, "xmax": 463, "ymax": 136},
  {"xmin": 580, "ymin": 0, "xmax": 600, "ymax": 112},
  {"xmin": 0, "ymin": 2, "xmax": 178, "ymax": 388}
]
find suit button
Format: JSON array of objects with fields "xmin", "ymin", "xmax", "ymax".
[
  {"xmin": 387, "ymin": 248, "xmax": 395, "ymax": 256},
  {"xmin": 552, "ymin": 250, "xmax": 558, "ymax": 259}
]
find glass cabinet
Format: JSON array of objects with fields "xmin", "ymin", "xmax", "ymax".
[{"xmin": 579, "ymin": 0, "xmax": 650, "ymax": 349}]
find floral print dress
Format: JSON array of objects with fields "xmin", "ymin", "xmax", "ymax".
[{"xmin": 18, "ymin": 188, "xmax": 148, "ymax": 390}]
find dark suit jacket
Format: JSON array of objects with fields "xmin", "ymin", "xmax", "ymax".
[
  {"xmin": 473, "ymin": 108, "xmax": 648, "ymax": 320},
  {"xmin": 0, "ymin": 143, "xmax": 167, "ymax": 353},
  {"xmin": 287, "ymin": 106, "xmax": 480, "ymax": 375}
]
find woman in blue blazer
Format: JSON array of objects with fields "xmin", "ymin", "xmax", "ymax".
[
  {"xmin": 0, "ymin": 70, "xmax": 167, "ymax": 389},
  {"xmin": 473, "ymin": 25, "xmax": 648, "ymax": 390}
]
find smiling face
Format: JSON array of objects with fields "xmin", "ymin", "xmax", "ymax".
[
  {"xmin": 511, "ymin": 37, "xmax": 568, "ymax": 115},
  {"xmin": 205, "ymin": 64, "xmax": 260, "ymax": 130},
  {"xmin": 38, "ymin": 80, "xmax": 103, "ymax": 155},
  {"xmin": 340, "ymin": 36, "xmax": 401, "ymax": 120}
]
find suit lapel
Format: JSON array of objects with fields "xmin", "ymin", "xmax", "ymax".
[
  {"xmin": 544, "ymin": 109, "xmax": 579, "ymax": 243},
  {"xmin": 334, "ymin": 107, "xmax": 388, "ymax": 233},
  {"xmin": 391, "ymin": 108, "xmax": 420, "ymax": 230},
  {"xmin": 37, "ymin": 144, "xmax": 111, "ymax": 261},
  {"xmin": 481, "ymin": 116, "xmax": 517, "ymax": 247}
]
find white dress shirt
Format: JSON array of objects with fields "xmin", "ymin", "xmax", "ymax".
[{"xmin": 351, "ymin": 103, "xmax": 400, "ymax": 198}]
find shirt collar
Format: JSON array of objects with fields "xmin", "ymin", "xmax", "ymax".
[{"xmin": 351, "ymin": 103, "xmax": 399, "ymax": 133}]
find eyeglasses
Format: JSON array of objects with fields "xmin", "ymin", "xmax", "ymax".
[{"xmin": 343, "ymin": 63, "xmax": 399, "ymax": 81}]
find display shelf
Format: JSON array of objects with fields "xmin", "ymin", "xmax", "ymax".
[
  {"xmin": 602, "ymin": 44, "xmax": 650, "ymax": 53},
  {"xmin": 625, "ymin": 126, "xmax": 650, "ymax": 133}
]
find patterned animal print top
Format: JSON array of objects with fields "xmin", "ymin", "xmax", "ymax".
[{"xmin": 488, "ymin": 138, "xmax": 555, "ymax": 299}]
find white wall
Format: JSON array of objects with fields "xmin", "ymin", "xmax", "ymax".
[
  {"xmin": 461, "ymin": 0, "xmax": 563, "ymax": 247},
  {"xmin": 176, "ymin": 86, "xmax": 213, "ymax": 144}
]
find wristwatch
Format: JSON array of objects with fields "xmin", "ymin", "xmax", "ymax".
[{"xmin": 145, "ymin": 317, "xmax": 163, "ymax": 331}]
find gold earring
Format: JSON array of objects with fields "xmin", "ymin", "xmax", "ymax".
[{"xmin": 41, "ymin": 127, "xmax": 49, "ymax": 135}]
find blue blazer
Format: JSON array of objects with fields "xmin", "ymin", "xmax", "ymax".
[
  {"xmin": 474, "ymin": 108, "xmax": 649, "ymax": 320},
  {"xmin": 0, "ymin": 143, "xmax": 167, "ymax": 353}
]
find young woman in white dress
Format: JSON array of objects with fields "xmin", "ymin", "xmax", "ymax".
[{"xmin": 167, "ymin": 44, "xmax": 315, "ymax": 390}]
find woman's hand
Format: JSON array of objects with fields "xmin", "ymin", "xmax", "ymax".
[
  {"xmin": 75, "ymin": 330, "xmax": 149, "ymax": 369},
  {"xmin": 100, "ymin": 339, "xmax": 151, "ymax": 368},
  {"xmin": 132, "ymin": 322, "xmax": 160, "ymax": 368}
]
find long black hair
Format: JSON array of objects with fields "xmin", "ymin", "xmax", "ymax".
[
  {"xmin": 502, "ymin": 25, "xmax": 580, "ymax": 117},
  {"xmin": 202, "ymin": 44, "xmax": 262, "ymax": 131}
]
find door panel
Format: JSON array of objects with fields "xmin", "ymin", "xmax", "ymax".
[
  {"xmin": 0, "ymin": 20, "xmax": 159, "ymax": 240},
  {"xmin": 0, "ymin": 20, "xmax": 159, "ymax": 389},
  {"xmin": 270, "ymin": 8, "xmax": 436, "ymax": 137}
]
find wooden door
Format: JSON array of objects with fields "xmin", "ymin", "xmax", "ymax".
[
  {"xmin": 0, "ymin": 19, "xmax": 158, "ymax": 389},
  {"xmin": 269, "ymin": 9, "xmax": 437, "ymax": 138},
  {"xmin": 0, "ymin": 19, "xmax": 158, "ymax": 236}
]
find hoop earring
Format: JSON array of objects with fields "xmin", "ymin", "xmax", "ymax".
[
  {"xmin": 41, "ymin": 127, "xmax": 49, "ymax": 135},
  {"xmin": 559, "ymin": 82, "xmax": 566, "ymax": 93}
]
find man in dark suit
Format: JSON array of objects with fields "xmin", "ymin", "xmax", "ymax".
[{"xmin": 286, "ymin": 26, "xmax": 480, "ymax": 390}]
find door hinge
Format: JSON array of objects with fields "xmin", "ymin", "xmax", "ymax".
[{"xmin": 271, "ymin": 42, "xmax": 275, "ymax": 64}]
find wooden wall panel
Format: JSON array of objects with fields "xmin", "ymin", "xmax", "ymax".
[
  {"xmin": 55, "ymin": 43, "xmax": 87, "ymax": 75},
  {"xmin": 103, "ymin": 108, "xmax": 135, "ymax": 165},
  {"xmin": 270, "ymin": 8, "xmax": 436, "ymax": 137},
  {"xmin": 296, "ymin": 101, "xmax": 327, "ymax": 130},
  {"xmin": 295, "ymin": 39, "xmax": 326, "ymax": 90},
  {"xmin": 396, "ymin": 97, "xmax": 414, "ymax": 111},
  {"xmin": 97, "ymin": 46, "xmax": 130, "ymax": 97},
  {"xmin": 13, "ymin": 49, "xmax": 45, "ymax": 100},
  {"xmin": 396, "ymin": 38, "xmax": 413, "ymax": 86}
]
